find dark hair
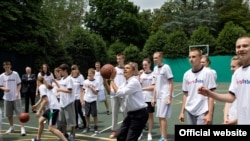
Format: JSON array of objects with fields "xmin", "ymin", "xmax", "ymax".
[
  {"xmin": 59, "ymin": 63, "xmax": 69, "ymax": 73},
  {"xmin": 37, "ymin": 76, "xmax": 53, "ymax": 90},
  {"xmin": 40, "ymin": 63, "xmax": 52, "ymax": 76}
]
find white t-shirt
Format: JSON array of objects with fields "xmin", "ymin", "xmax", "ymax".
[
  {"xmin": 110, "ymin": 67, "xmax": 126, "ymax": 98},
  {"xmin": 38, "ymin": 84, "xmax": 60, "ymax": 109},
  {"xmin": 153, "ymin": 64, "xmax": 174, "ymax": 98},
  {"xmin": 71, "ymin": 74, "xmax": 84, "ymax": 100},
  {"xmin": 182, "ymin": 67, "xmax": 217, "ymax": 116},
  {"xmin": 139, "ymin": 72, "xmax": 154, "ymax": 102},
  {"xmin": 83, "ymin": 79, "xmax": 99, "ymax": 102},
  {"xmin": 0, "ymin": 71, "xmax": 21, "ymax": 101},
  {"xmin": 229, "ymin": 66, "xmax": 250, "ymax": 124},
  {"xmin": 38, "ymin": 72, "xmax": 54, "ymax": 85},
  {"xmin": 94, "ymin": 70, "xmax": 104, "ymax": 90},
  {"xmin": 59, "ymin": 76, "xmax": 74, "ymax": 108}
]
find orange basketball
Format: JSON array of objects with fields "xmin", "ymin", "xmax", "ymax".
[
  {"xmin": 100, "ymin": 64, "xmax": 115, "ymax": 79},
  {"xmin": 18, "ymin": 112, "xmax": 30, "ymax": 123}
]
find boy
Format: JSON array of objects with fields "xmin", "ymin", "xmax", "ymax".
[
  {"xmin": 81, "ymin": 68, "xmax": 99, "ymax": 134},
  {"xmin": 0, "ymin": 61, "xmax": 26, "ymax": 136}
]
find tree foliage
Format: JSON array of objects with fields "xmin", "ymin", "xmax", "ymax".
[
  {"xmin": 215, "ymin": 21, "xmax": 247, "ymax": 55},
  {"xmin": 165, "ymin": 29, "xmax": 188, "ymax": 58},
  {"xmin": 189, "ymin": 26, "xmax": 216, "ymax": 55},
  {"xmin": 84, "ymin": 0, "xmax": 149, "ymax": 48},
  {"xmin": 142, "ymin": 30, "xmax": 168, "ymax": 59}
]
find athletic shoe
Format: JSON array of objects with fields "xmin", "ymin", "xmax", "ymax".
[
  {"xmin": 109, "ymin": 131, "xmax": 117, "ymax": 139},
  {"xmin": 21, "ymin": 127, "xmax": 26, "ymax": 136},
  {"xmin": 82, "ymin": 127, "xmax": 90, "ymax": 133},
  {"xmin": 6, "ymin": 127, "xmax": 14, "ymax": 134},
  {"xmin": 94, "ymin": 125, "xmax": 99, "ymax": 134},
  {"xmin": 31, "ymin": 137, "xmax": 41, "ymax": 141},
  {"xmin": 158, "ymin": 137, "xmax": 167, "ymax": 141},
  {"xmin": 147, "ymin": 133, "xmax": 152, "ymax": 141},
  {"xmin": 138, "ymin": 133, "xmax": 143, "ymax": 140}
]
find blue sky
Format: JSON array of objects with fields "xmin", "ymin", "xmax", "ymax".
[{"xmin": 129, "ymin": 0, "xmax": 166, "ymax": 10}]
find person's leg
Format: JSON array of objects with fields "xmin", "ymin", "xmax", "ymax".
[
  {"xmin": 74, "ymin": 100, "xmax": 79, "ymax": 128},
  {"xmin": 109, "ymin": 97, "xmax": 120, "ymax": 138},
  {"xmin": 30, "ymin": 91, "xmax": 36, "ymax": 112},
  {"xmin": 14, "ymin": 99, "xmax": 26, "ymax": 135},
  {"xmin": 116, "ymin": 116, "xmax": 130, "ymax": 141},
  {"xmin": 76, "ymin": 99, "xmax": 86, "ymax": 128},
  {"xmin": 64, "ymin": 102, "xmax": 76, "ymax": 137},
  {"xmin": 48, "ymin": 109, "xmax": 68, "ymax": 141},
  {"xmin": 36, "ymin": 116, "xmax": 46, "ymax": 139},
  {"xmin": 4, "ymin": 101, "xmax": 14, "ymax": 133},
  {"xmin": 124, "ymin": 109, "xmax": 148, "ymax": 141},
  {"xmin": 24, "ymin": 92, "xmax": 30, "ymax": 113}
]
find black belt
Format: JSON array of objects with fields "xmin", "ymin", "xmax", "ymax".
[{"xmin": 127, "ymin": 108, "xmax": 147, "ymax": 115}]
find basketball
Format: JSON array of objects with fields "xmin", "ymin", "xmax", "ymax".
[
  {"xmin": 18, "ymin": 112, "xmax": 30, "ymax": 123},
  {"xmin": 100, "ymin": 64, "xmax": 115, "ymax": 79}
]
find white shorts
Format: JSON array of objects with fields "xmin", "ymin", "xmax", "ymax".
[{"xmin": 156, "ymin": 98, "xmax": 172, "ymax": 118}]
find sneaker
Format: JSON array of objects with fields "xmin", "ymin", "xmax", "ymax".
[
  {"xmin": 31, "ymin": 137, "xmax": 41, "ymax": 141},
  {"xmin": 109, "ymin": 131, "xmax": 117, "ymax": 139},
  {"xmin": 64, "ymin": 132, "xmax": 69, "ymax": 139},
  {"xmin": 94, "ymin": 125, "xmax": 99, "ymax": 134},
  {"xmin": 147, "ymin": 133, "xmax": 152, "ymax": 141},
  {"xmin": 69, "ymin": 134, "xmax": 75, "ymax": 141},
  {"xmin": 82, "ymin": 127, "xmax": 90, "ymax": 133},
  {"xmin": 138, "ymin": 133, "xmax": 143, "ymax": 140},
  {"xmin": 158, "ymin": 137, "xmax": 165, "ymax": 141},
  {"xmin": 21, "ymin": 127, "xmax": 26, "ymax": 136},
  {"xmin": 6, "ymin": 127, "xmax": 14, "ymax": 134}
]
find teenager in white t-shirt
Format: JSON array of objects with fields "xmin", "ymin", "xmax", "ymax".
[
  {"xmin": 70, "ymin": 64, "xmax": 86, "ymax": 129},
  {"xmin": 152, "ymin": 52, "xmax": 174, "ymax": 141},
  {"xmin": 108, "ymin": 53, "xmax": 126, "ymax": 139},
  {"xmin": 31, "ymin": 76, "xmax": 67, "ymax": 141},
  {"xmin": 223, "ymin": 56, "xmax": 242, "ymax": 125},
  {"xmin": 36, "ymin": 63, "xmax": 54, "ymax": 96},
  {"xmin": 94, "ymin": 61, "xmax": 110, "ymax": 115},
  {"xmin": 199, "ymin": 36, "xmax": 250, "ymax": 124},
  {"xmin": 139, "ymin": 58, "xmax": 155, "ymax": 141},
  {"xmin": 179, "ymin": 48, "xmax": 216, "ymax": 126},
  {"xmin": 0, "ymin": 61, "xmax": 26, "ymax": 136},
  {"xmin": 57, "ymin": 64, "xmax": 75, "ymax": 141}
]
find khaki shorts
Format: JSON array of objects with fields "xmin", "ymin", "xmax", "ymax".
[
  {"xmin": 58, "ymin": 102, "xmax": 76, "ymax": 127},
  {"xmin": 4, "ymin": 100, "xmax": 22, "ymax": 117}
]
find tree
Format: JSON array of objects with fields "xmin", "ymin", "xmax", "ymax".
[
  {"xmin": 108, "ymin": 41, "xmax": 127, "ymax": 64},
  {"xmin": 142, "ymin": 30, "xmax": 168, "ymax": 59},
  {"xmin": 84, "ymin": 0, "xmax": 149, "ymax": 48},
  {"xmin": 165, "ymin": 29, "xmax": 188, "ymax": 58},
  {"xmin": 189, "ymin": 26, "xmax": 216, "ymax": 55},
  {"xmin": 0, "ymin": 0, "xmax": 69, "ymax": 70},
  {"xmin": 215, "ymin": 21, "xmax": 247, "ymax": 55},
  {"xmin": 42, "ymin": 0, "xmax": 87, "ymax": 43},
  {"xmin": 64, "ymin": 26, "xmax": 96, "ymax": 76},
  {"xmin": 123, "ymin": 44, "xmax": 141, "ymax": 66},
  {"xmin": 214, "ymin": 0, "xmax": 250, "ymax": 32}
]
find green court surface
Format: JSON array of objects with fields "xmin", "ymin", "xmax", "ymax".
[{"xmin": 0, "ymin": 82, "xmax": 230, "ymax": 141}]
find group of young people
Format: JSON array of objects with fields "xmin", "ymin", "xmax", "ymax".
[{"xmin": 0, "ymin": 35, "xmax": 250, "ymax": 141}]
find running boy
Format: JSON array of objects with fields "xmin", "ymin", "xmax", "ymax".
[{"xmin": 31, "ymin": 76, "xmax": 68, "ymax": 141}]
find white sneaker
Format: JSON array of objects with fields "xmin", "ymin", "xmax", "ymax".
[
  {"xmin": 138, "ymin": 133, "xmax": 143, "ymax": 140},
  {"xmin": 21, "ymin": 127, "xmax": 26, "ymax": 136},
  {"xmin": 147, "ymin": 133, "xmax": 152, "ymax": 141},
  {"xmin": 6, "ymin": 127, "xmax": 14, "ymax": 134}
]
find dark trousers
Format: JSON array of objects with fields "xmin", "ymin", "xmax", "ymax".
[
  {"xmin": 117, "ymin": 108, "xmax": 149, "ymax": 141},
  {"xmin": 74, "ymin": 99, "xmax": 86, "ymax": 127},
  {"xmin": 24, "ymin": 89, "xmax": 36, "ymax": 113}
]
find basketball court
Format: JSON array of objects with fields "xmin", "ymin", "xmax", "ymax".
[{"xmin": 0, "ymin": 82, "xmax": 230, "ymax": 141}]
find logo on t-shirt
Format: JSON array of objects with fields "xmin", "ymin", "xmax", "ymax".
[
  {"xmin": 187, "ymin": 79, "xmax": 204, "ymax": 85},
  {"xmin": 237, "ymin": 79, "xmax": 250, "ymax": 84}
]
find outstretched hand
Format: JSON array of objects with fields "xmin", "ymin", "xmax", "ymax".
[
  {"xmin": 110, "ymin": 68, "xmax": 117, "ymax": 80},
  {"xmin": 198, "ymin": 86, "xmax": 210, "ymax": 96}
]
